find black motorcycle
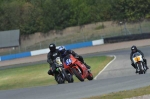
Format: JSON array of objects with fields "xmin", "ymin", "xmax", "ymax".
[
  {"xmin": 132, "ymin": 52, "xmax": 147, "ymax": 74},
  {"xmin": 53, "ymin": 57, "xmax": 73, "ymax": 84}
]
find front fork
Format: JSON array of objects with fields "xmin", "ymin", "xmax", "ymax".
[
  {"xmin": 136, "ymin": 62, "xmax": 146, "ymax": 71},
  {"xmin": 136, "ymin": 62, "xmax": 140, "ymax": 71},
  {"xmin": 75, "ymin": 67, "xmax": 82, "ymax": 74}
]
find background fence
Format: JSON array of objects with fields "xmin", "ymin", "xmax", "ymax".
[{"xmin": 0, "ymin": 21, "xmax": 150, "ymax": 56}]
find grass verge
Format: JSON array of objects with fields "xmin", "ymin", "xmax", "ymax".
[
  {"xmin": 84, "ymin": 85, "xmax": 150, "ymax": 99},
  {"xmin": 0, "ymin": 56, "xmax": 113, "ymax": 90}
]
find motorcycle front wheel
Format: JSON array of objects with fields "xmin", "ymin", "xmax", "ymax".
[
  {"xmin": 138, "ymin": 63, "xmax": 145, "ymax": 74},
  {"xmin": 72, "ymin": 68, "xmax": 84, "ymax": 82},
  {"xmin": 55, "ymin": 73, "xmax": 65, "ymax": 84}
]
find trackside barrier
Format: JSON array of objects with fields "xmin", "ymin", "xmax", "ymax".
[
  {"xmin": 92, "ymin": 39, "xmax": 104, "ymax": 46},
  {"xmin": 0, "ymin": 52, "xmax": 31, "ymax": 61},
  {"xmin": 31, "ymin": 48, "xmax": 49, "ymax": 56},
  {"xmin": 30, "ymin": 46, "xmax": 61, "ymax": 56},
  {"xmin": 64, "ymin": 41, "xmax": 92, "ymax": 50},
  {"xmin": 0, "ymin": 39, "xmax": 104, "ymax": 61},
  {"xmin": 104, "ymin": 33, "xmax": 150, "ymax": 43}
]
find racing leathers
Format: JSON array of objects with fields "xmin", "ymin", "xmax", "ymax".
[
  {"xmin": 130, "ymin": 49, "xmax": 148, "ymax": 71},
  {"xmin": 60, "ymin": 50, "xmax": 91, "ymax": 69},
  {"xmin": 47, "ymin": 49, "xmax": 61, "ymax": 75}
]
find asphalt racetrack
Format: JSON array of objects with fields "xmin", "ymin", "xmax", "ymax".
[{"xmin": 0, "ymin": 46, "xmax": 150, "ymax": 99}]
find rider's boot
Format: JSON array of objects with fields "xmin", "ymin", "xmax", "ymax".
[
  {"xmin": 145, "ymin": 65, "xmax": 149, "ymax": 69},
  {"xmin": 48, "ymin": 70, "xmax": 54, "ymax": 76},
  {"xmin": 135, "ymin": 69, "xmax": 139, "ymax": 73},
  {"xmin": 84, "ymin": 63, "xmax": 91, "ymax": 71},
  {"xmin": 131, "ymin": 63, "xmax": 136, "ymax": 69},
  {"xmin": 131, "ymin": 63, "xmax": 138, "ymax": 73}
]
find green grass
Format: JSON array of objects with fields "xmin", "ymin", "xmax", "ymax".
[
  {"xmin": 85, "ymin": 56, "xmax": 113, "ymax": 77},
  {"xmin": 84, "ymin": 85, "xmax": 150, "ymax": 99},
  {"xmin": 0, "ymin": 56, "xmax": 113, "ymax": 90},
  {"xmin": 0, "ymin": 64, "xmax": 55, "ymax": 90}
]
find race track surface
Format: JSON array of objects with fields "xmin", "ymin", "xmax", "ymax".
[{"xmin": 1, "ymin": 46, "xmax": 150, "ymax": 99}]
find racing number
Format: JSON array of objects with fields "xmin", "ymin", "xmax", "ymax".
[{"xmin": 66, "ymin": 59, "xmax": 72, "ymax": 65}]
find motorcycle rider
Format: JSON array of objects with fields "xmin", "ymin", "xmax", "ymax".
[
  {"xmin": 58, "ymin": 46, "xmax": 91, "ymax": 70},
  {"xmin": 130, "ymin": 45, "xmax": 148, "ymax": 73},
  {"xmin": 47, "ymin": 43, "xmax": 61, "ymax": 75}
]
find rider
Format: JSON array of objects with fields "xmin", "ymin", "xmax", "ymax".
[
  {"xmin": 58, "ymin": 46, "xmax": 91, "ymax": 70},
  {"xmin": 130, "ymin": 45, "xmax": 148, "ymax": 73},
  {"xmin": 47, "ymin": 43, "xmax": 61, "ymax": 75}
]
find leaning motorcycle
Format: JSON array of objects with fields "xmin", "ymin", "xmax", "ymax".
[
  {"xmin": 53, "ymin": 57, "xmax": 73, "ymax": 84},
  {"xmin": 63, "ymin": 54, "xmax": 93, "ymax": 82},
  {"xmin": 132, "ymin": 52, "xmax": 147, "ymax": 74}
]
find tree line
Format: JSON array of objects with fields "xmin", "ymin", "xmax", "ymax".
[{"xmin": 0, "ymin": 0, "xmax": 150, "ymax": 35}]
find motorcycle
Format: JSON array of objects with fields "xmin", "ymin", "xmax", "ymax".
[
  {"xmin": 63, "ymin": 54, "xmax": 93, "ymax": 82},
  {"xmin": 132, "ymin": 52, "xmax": 147, "ymax": 74},
  {"xmin": 53, "ymin": 57, "xmax": 73, "ymax": 84}
]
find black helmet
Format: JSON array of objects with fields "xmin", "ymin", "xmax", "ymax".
[
  {"xmin": 49, "ymin": 43, "xmax": 56, "ymax": 52},
  {"xmin": 131, "ymin": 45, "xmax": 137, "ymax": 52},
  {"xmin": 58, "ymin": 46, "xmax": 66, "ymax": 55}
]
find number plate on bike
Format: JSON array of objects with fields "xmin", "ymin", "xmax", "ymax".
[{"xmin": 66, "ymin": 59, "xmax": 72, "ymax": 65}]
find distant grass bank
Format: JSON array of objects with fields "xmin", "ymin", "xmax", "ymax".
[
  {"xmin": 0, "ymin": 56, "xmax": 113, "ymax": 90},
  {"xmin": 84, "ymin": 85, "xmax": 150, "ymax": 99}
]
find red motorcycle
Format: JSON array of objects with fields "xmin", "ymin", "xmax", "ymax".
[{"xmin": 63, "ymin": 54, "xmax": 93, "ymax": 81}]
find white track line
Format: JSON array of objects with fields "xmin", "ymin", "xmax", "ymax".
[{"xmin": 94, "ymin": 55, "xmax": 116, "ymax": 80}]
